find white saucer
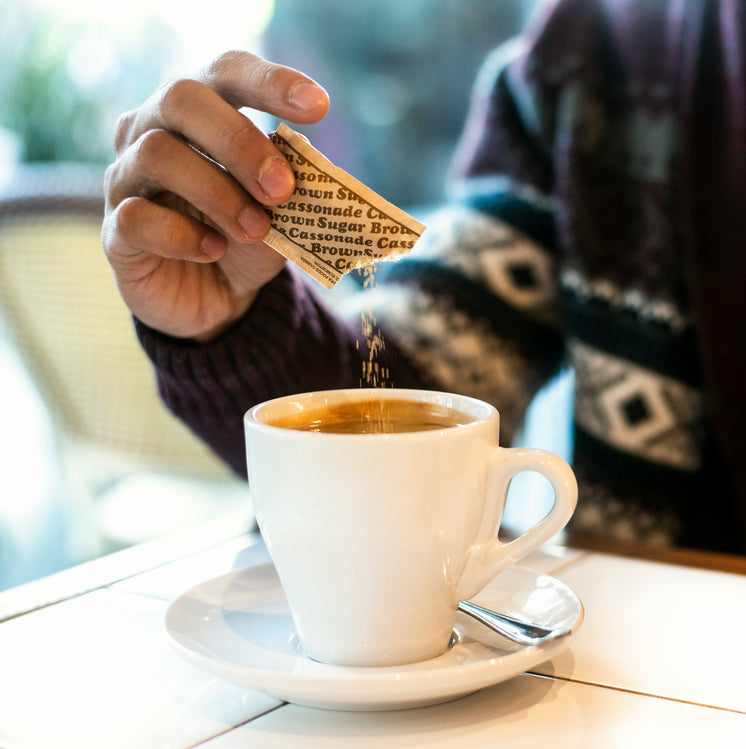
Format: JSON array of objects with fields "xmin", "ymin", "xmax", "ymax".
[{"xmin": 165, "ymin": 563, "xmax": 583, "ymax": 711}]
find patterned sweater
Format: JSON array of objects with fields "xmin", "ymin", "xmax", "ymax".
[{"xmin": 136, "ymin": 0, "xmax": 746, "ymax": 553}]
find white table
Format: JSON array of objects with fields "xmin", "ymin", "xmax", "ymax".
[{"xmin": 1, "ymin": 522, "xmax": 744, "ymax": 748}]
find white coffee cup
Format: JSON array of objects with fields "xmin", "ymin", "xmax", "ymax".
[{"xmin": 244, "ymin": 388, "xmax": 577, "ymax": 667}]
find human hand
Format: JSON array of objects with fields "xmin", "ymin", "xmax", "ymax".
[{"xmin": 102, "ymin": 50, "xmax": 329, "ymax": 340}]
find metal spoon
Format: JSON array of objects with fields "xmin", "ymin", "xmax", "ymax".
[{"xmin": 457, "ymin": 600, "xmax": 571, "ymax": 646}]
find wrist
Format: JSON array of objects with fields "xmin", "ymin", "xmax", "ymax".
[{"xmin": 191, "ymin": 288, "xmax": 260, "ymax": 343}]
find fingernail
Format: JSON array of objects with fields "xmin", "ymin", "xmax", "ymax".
[
  {"xmin": 289, "ymin": 81, "xmax": 328, "ymax": 112},
  {"xmin": 202, "ymin": 231, "xmax": 227, "ymax": 259},
  {"xmin": 238, "ymin": 207, "xmax": 269, "ymax": 240},
  {"xmin": 258, "ymin": 157, "xmax": 295, "ymax": 201}
]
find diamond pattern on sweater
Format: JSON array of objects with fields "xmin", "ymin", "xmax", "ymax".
[
  {"xmin": 412, "ymin": 206, "xmax": 558, "ymax": 321},
  {"xmin": 570, "ymin": 338, "xmax": 704, "ymax": 470}
]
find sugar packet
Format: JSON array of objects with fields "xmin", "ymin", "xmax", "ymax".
[{"xmin": 263, "ymin": 123, "xmax": 425, "ymax": 288}]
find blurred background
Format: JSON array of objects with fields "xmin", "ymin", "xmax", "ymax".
[
  {"xmin": 1, "ymin": 0, "xmax": 560, "ymax": 591},
  {"xmin": 1, "ymin": 0, "xmax": 536, "ymax": 202}
]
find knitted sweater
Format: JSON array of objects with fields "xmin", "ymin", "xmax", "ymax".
[{"xmin": 136, "ymin": 0, "xmax": 746, "ymax": 553}]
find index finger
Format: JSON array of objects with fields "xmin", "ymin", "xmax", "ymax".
[
  {"xmin": 117, "ymin": 51, "xmax": 329, "ymax": 205},
  {"xmin": 197, "ymin": 50, "xmax": 329, "ymax": 124}
]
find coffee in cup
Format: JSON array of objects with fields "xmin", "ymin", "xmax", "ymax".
[{"xmin": 262, "ymin": 396, "xmax": 478, "ymax": 434}]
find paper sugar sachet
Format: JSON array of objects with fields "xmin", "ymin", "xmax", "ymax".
[{"xmin": 263, "ymin": 123, "xmax": 426, "ymax": 288}]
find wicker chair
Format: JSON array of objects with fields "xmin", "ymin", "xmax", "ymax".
[{"xmin": 0, "ymin": 164, "xmax": 251, "ymax": 559}]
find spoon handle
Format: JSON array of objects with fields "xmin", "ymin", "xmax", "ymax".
[{"xmin": 457, "ymin": 600, "xmax": 570, "ymax": 646}]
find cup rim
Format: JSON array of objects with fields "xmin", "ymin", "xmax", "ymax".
[{"xmin": 245, "ymin": 388, "xmax": 497, "ymax": 438}]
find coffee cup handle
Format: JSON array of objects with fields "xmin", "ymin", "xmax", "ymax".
[{"xmin": 454, "ymin": 447, "xmax": 578, "ymax": 604}]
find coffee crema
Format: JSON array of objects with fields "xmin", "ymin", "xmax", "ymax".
[{"xmin": 263, "ymin": 397, "xmax": 478, "ymax": 434}]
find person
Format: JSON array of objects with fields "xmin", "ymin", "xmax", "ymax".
[{"xmin": 102, "ymin": 0, "xmax": 746, "ymax": 554}]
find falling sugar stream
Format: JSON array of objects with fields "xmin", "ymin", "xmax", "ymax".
[{"xmin": 357, "ymin": 263, "xmax": 392, "ymax": 432}]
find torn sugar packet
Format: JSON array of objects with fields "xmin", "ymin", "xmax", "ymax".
[{"xmin": 263, "ymin": 123, "xmax": 426, "ymax": 289}]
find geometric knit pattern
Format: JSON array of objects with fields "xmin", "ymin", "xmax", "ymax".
[
  {"xmin": 570, "ymin": 338, "xmax": 704, "ymax": 471},
  {"xmin": 561, "ymin": 269, "xmax": 690, "ymax": 334},
  {"xmin": 412, "ymin": 206, "xmax": 560, "ymax": 324},
  {"xmin": 559, "ymin": 267, "xmax": 705, "ymax": 546}
]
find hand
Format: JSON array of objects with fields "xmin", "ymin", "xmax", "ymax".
[{"xmin": 102, "ymin": 50, "xmax": 329, "ymax": 340}]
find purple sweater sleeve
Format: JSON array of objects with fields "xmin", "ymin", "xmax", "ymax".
[{"xmin": 135, "ymin": 267, "xmax": 430, "ymax": 476}]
